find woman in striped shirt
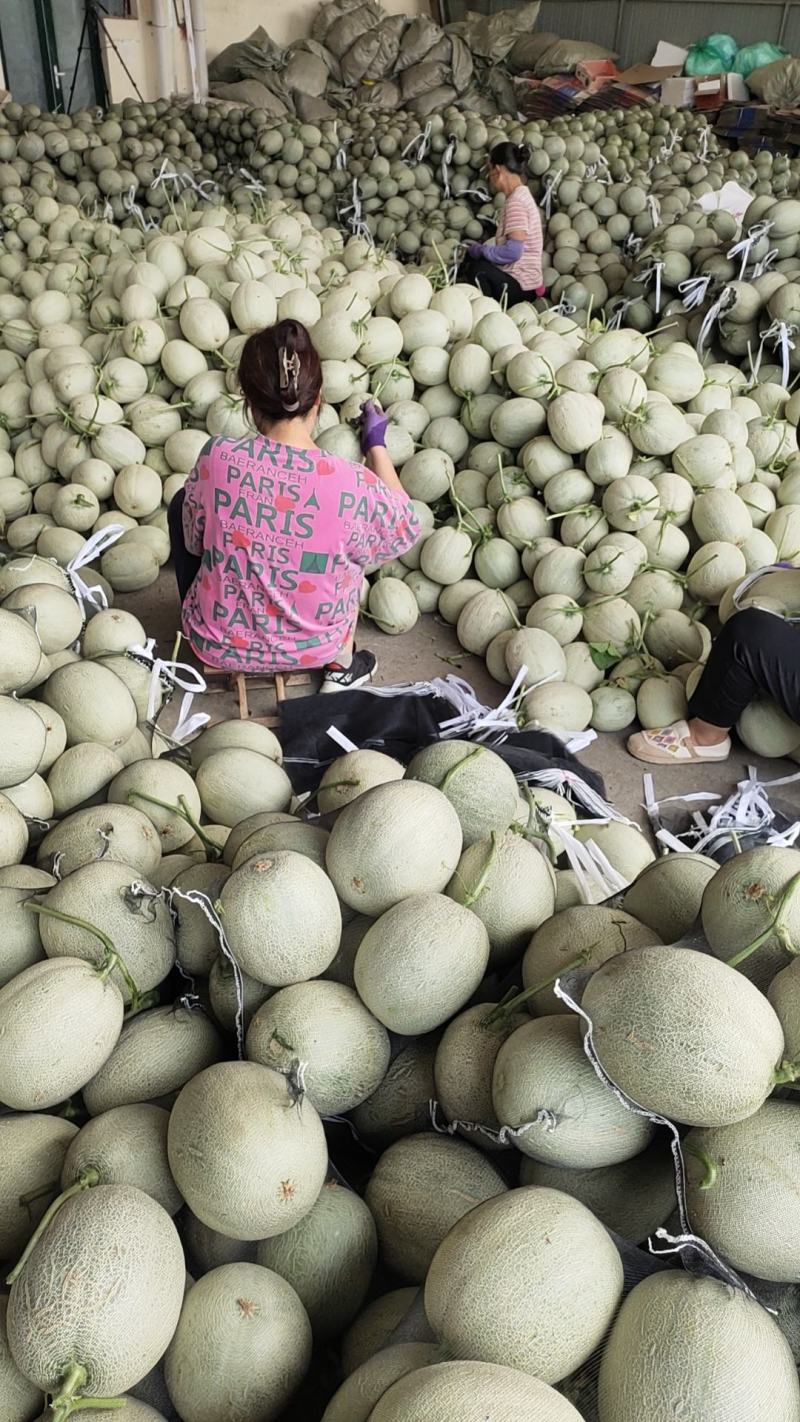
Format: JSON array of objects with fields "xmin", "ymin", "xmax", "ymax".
[{"xmin": 463, "ymin": 142, "xmax": 546, "ymax": 304}]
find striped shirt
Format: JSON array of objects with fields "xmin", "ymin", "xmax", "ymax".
[{"xmin": 496, "ymin": 185, "xmax": 544, "ymax": 292}]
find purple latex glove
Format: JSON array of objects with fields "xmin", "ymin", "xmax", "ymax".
[
  {"xmin": 360, "ymin": 400, "xmax": 389, "ymax": 453},
  {"xmin": 467, "ymin": 241, "xmax": 486, "ymax": 258}
]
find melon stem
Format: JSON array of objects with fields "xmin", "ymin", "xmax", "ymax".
[
  {"xmin": 439, "ymin": 745, "xmax": 484, "ymax": 792},
  {"xmin": 25, "ymin": 901, "xmax": 142, "ymax": 1008},
  {"xmin": 5, "ymin": 1169, "xmax": 100, "ymax": 1286},
  {"xmin": 47, "ymin": 1363, "xmax": 125, "ymax": 1420},
  {"xmin": 482, "ymin": 942, "xmax": 601, "ymax": 1025},
  {"xmin": 725, "ymin": 870, "xmax": 800, "ymax": 969},
  {"xmin": 685, "ymin": 1140, "xmax": 717, "ymax": 1189},
  {"xmin": 125, "ymin": 788, "xmax": 221, "ymax": 860},
  {"xmin": 461, "ymin": 831, "xmax": 498, "ymax": 907}
]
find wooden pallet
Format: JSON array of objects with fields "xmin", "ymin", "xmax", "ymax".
[{"xmin": 201, "ymin": 667, "xmax": 311, "ymax": 725}]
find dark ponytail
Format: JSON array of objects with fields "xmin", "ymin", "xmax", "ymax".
[
  {"xmin": 238, "ymin": 319, "xmax": 322, "ymax": 423},
  {"xmin": 489, "ymin": 141, "xmax": 531, "ymax": 174}
]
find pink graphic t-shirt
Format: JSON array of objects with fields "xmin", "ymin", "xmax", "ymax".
[{"xmin": 181, "ymin": 435, "xmax": 421, "ymax": 672}]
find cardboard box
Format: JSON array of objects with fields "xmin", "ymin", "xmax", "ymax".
[
  {"xmin": 575, "ymin": 59, "xmax": 619, "ymax": 91},
  {"xmin": 658, "ymin": 71, "xmax": 748, "ymax": 109},
  {"xmin": 617, "ymin": 63, "xmax": 683, "ymax": 86},
  {"xmin": 660, "ymin": 75, "xmax": 696, "ymax": 106}
]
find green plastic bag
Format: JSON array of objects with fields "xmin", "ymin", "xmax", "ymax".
[
  {"xmin": 733, "ymin": 41, "xmax": 789, "ymax": 77},
  {"xmin": 684, "ymin": 34, "xmax": 738, "ymax": 76}
]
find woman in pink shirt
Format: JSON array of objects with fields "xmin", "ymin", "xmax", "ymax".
[
  {"xmin": 463, "ymin": 142, "xmax": 546, "ymax": 304},
  {"xmin": 168, "ymin": 320, "xmax": 420, "ymax": 691}
]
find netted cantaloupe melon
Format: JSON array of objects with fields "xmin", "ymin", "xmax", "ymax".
[
  {"xmin": 46, "ymin": 743, "xmax": 125, "ymax": 817},
  {"xmin": 492, "ymin": 1016, "xmax": 654, "ymax": 1167},
  {"xmin": 42, "ymin": 660, "xmax": 138, "ymax": 748},
  {"xmin": 231, "ymin": 820, "xmax": 329, "ymax": 872},
  {"xmin": 321, "ymin": 1342, "xmax": 444, "ymax": 1422},
  {"xmin": 37, "ymin": 803, "xmax": 162, "ymax": 879},
  {"xmin": 446, "ymin": 830, "xmax": 555, "ymax": 967},
  {"xmin": 0, "ymin": 1113, "xmax": 78, "ymax": 1260},
  {"xmin": 207, "ymin": 956, "xmax": 272, "ymax": 1036},
  {"xmin": 349, "ymin": 1035, "xmax": 439, "ymax": 1148},
  {"xmin": 181, "ymin": 1208, "xmax": 257, "ymax": 1277},
  {"xmin": 164, "ymin": 1262, "xmax": 311, "ymax": 1422},
  {"xmin": 222, "ymin": 810, "xmax": 294, "ymax": 866},
  {"xmin": 170, "ymin": 861, "xmax": 231, "ymax": 978},
  {"xmin": 0, "ymin": 791, "xmax": 28, "ymax": 868},
  {"xmin": 37, "ymin": 860, "xmax": 175, "ymax": 1002},
  {"xmin": 108, "ymin": 760, "xmax": 202, "ymax": 851},
  {"xmin": 365, "ymin": 1134, "xmax": 507, "ymax": 1284},
  {"xmin": 194, "ymin": 747, "xmax": 292, "ymax": 827},
  {"xmin": 0, "ymin": 695, "xmax": 47, "ymax": 788},
  {"xmin": 355, "ymin": 893, "xmax": 489, "ymax": 1035},
  {"xmin": 326, "ymin": 780, "xmax": 463, "ymax": 914},
  {"xmin": 60, "ymin": 1103, "xmax": 182, "ymax": 1217},
  {"xmin": 768, "ymin": 956, "xmax": 800, "ymax": 1060},
  {"xmin": 2, "ymin": 582, "xmax": 83, "ymax": 654},
  {"xmin": 424, "ymin": 1187, "xmax": 623, "ymax": 1384},
  {"xmin": 0, "ymin": 957, "xmax": 124, "ymax": 1110},
  {"xmin": 0, "ymin": 1294, "xmax": 42, "ymax": 1422},
  {"xmin": 370, "ymin": 1360, "xmax": 584, "ymax": 1422},
  {"xmin": 597, "ymin": 1271, "xmax": 800, "ymax": 1422},
  {"xmin": 623, "ymin": 851, "xmax": 718, "ymax": 942},
  {"xmin": 519, "ymin": 1140, "xmax": 676, "ymax": 1243},
  {"xmin": 219, "ymin": 850, "xmax": 341, "ymax": 986},
  {"xmin": 582, "ymin": 944, "xmax": 785, "ymax": 1126},
  {"xmin": 189, "ymin": 719, "xmax": 282, "ymax": 767},
  {"xmin": 341, "ymin": 1288, "xmax": 419, "ymax": 1378},
  {"xmin": 81, "ymin": 1399, "xmax": 168, "ymax": 1420},
  {"xmin": 701, "ymin": 845, "xmax": 800, "ymax": 989},
  {"xmin": 83, "ymin": 1003, "xmax": 223, "ymax": 1116},
  {"xmin": 0, "ymin": 883, "xmax": 47, "ymax": 987},
  {"xmin": 0, "ymin": 607, "xmax": 43, "ymax": 694},
  {"xmin": 573, "ymin": 820, "xmax": 656, "ymax": 886},
  {"xmin": 522, "ymin": 904, "xmax": 660, "ymax": 1016},
  {"xmin": 167, "ymin": 1061, "xmax": 328, "ymax": 1240},
  {"xmin": 7, "ymin": 1183, "xmax": 185, "ymax": 1398},
  {"xmin": 317, "ymin": 749, "xmax": 405, "ymax": 815},
  {"xmin": 256, "ymin": 1179, "xmax": 377, "ymax": 1340},
  {"xmin": 685, "ymin": 1101, "xmax": 800, "ymax": 1282},
  {"xmin": 434, "ymin": 1002, "xmax": 527, "ymax": 1151},
  {"xmin": 246, "ymin": 980, "xmax": 390, "ymax": 1116},
  {"xmin": 405, "ymin": 740, "xmax": 519, "ymax": 847}
]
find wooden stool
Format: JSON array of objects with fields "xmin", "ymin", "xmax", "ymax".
[{"xmin": 201, "ymin": 666, "xmax": 311, "ymax": 725}]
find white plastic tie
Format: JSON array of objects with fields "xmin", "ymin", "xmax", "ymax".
[
  {"xmin": 326, "ymin": 725, "xmax": 358, "ymax": 754},
  {"xmin": 646, "ymin": 194, "xmax": 661, "ymax": 229},
  {"xmin": 66, "ymin": 523, "xmax": 126, "ymax": 612},
  {"xmin": 727, "ymin": 219, "xmax": 773, "ymax": 279},
  {"xmin": 761, "ymin": 319, "xmax": 797, "ymax": 388},
  {"xmin": 696, "ymin": 285, "xmax": 735, "ymax": 354},
  {"xmin": 128, "ymin": 638, "xmax": 208, "ymax": 723},
  {"xmin": 401, "ymin": 120, "xmax": 432, "ymax": 164},
  {"xmin": 540, "ymin": 168, "xmax": 563, "ymax": 221},
  {"xmin": 635, "ymin": 260, "xmax": 666, "ymax": 315},
  {"xmin": 440, "ymin": 137, "xmax": 456, "ymax": 201},
  {"xmin": 678, "ymin": 275, "xmax": 713, "ymax": 311},
  {"xmin": 165, "ymin": 885, "xmax": 246, "ymax": 1057}
]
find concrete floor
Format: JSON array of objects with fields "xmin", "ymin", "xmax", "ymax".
[{"xmin": 120, "ymin": 569, "xmax": 799, "ymax": 830}]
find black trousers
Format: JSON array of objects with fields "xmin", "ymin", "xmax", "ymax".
[
  {"xmin": 167, "ymin": 487, "xmax": 201, "ymax": 602},
  {"xmin": 688, "ymin": 608, "xmax": 800, "ymax": 728},
  {"xmin": 461, "ymin": 257, "xmax": 539, "ymax": 304}
]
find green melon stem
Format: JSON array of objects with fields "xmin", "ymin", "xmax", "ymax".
[
  {"xmin": 47, "ymin": 1363, "xmax": 125, "ymax": 1420},
  {"xmin": 6, "ymin": 1169, "xmax": 100, "ymax": 1286},
  {"xmin": 25, "ymin": 901, "xmax": 142, "ymax": 1008},
  {"xmin": 439, "ymin": 745, "xmax": 484, "ymax": 792},
  {"xmin": 482, "ymin": 941, "xmax": 602, "ymax": 1025},
  {"xmin": 725, "ymin": 870, "xmax": 800, "ymax": 969},
  {"xmin": 461, "ymin": 831, "xmax": 498, "ymax": 907},
  {"xmin": 125, "ymin": 788, "xmax": 220, "ymax": 860},
  {"xmin": 685, "ymin": 1140, "xmax": 717, "ymax": 1189}
]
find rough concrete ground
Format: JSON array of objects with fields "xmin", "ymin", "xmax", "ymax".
[{"xmin": 120, "ymin": 568, "xmax": 800, "ymax": 832}]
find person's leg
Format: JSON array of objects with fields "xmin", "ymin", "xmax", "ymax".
[
  {"xmin": 465, "ymin": 259, "xmax": 523, "ymax": 303},
  {"xmin": 167, "ymin": 488, "xmax": 202, "ymax": 602},
  {"xmin": 688, "ymin": 608, "xmax": 800, "ymax": 734},
  {"xmin": 627, "ymin": 608, "xmax": 800, "ymax": 763}
]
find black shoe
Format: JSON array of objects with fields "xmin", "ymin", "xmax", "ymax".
[{"xmin": 320, "ymin": 649, "xmax": 377, "ymax": 694}]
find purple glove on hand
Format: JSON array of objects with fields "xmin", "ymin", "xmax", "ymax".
[
  {"xmin": 467, "ymin": 241, "xmax": 486, "ymax": 259},
  {"xmin": 360, "ymin": 401, "xmax": 389, "ymax": 453}
]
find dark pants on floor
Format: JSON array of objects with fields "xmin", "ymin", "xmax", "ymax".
[
  {"xmin": 461, "ymin": 258, "xmax": 541, "ymax": 305},
  {"xmin": 688, "ymin": 608, "xmax": 800, "ymax": 728},
  {"xmin": 167, "ymin": 487, "xmax": 201, "ymax": 602}
]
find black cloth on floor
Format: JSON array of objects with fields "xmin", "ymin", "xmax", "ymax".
[{"xmin": 277, "ymin": 686, "xmax": 606, "ymax": 797}]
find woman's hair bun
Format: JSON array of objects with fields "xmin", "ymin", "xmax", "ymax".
[{"xmin": 516, "ymin": 143, "xmax": 531, "ymax": 163}]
